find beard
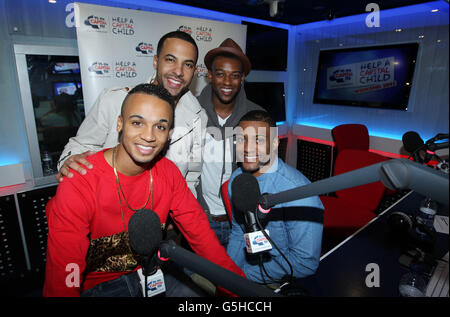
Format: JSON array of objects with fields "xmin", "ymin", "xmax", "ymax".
[{"xmin": 240, "ymin": 156, "xmax": 271, "ymax": 174}]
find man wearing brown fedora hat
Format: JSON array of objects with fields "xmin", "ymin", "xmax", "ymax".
[{"xmin": 195, "ymin": 38, "xmax": 265, "ymax": 247}]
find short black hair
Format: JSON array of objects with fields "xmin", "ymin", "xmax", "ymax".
[
  {"xmin": 157, "ymin": 30, "xmax": 199, "ymax": 64},
  {"xmin": 239, "ymin": 110, "xmax": 276, "ymax": 128},
  {"xmin": 122, "ymin": 83, "xmax": 174, "ymax": 111}
]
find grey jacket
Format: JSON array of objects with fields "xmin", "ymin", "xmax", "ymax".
[{"xmin": 195, "ymin": 84, "xmax": 264, "ymax": 216}]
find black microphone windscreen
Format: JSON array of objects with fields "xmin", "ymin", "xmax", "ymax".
[
  {"xmin": 128, "ymin": 209, "xmax": 162, "ymax": 256},
  {"xmin": 402, "ymin": 131, "xmax": 424, "ymax": 154},
  {"xmin": 231, "ymin": 173, "xmax": 261, "ymax": 212}
]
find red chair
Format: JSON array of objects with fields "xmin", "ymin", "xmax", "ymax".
[
  {"xmin": 334, "ymin": 123, "xmax": 398, "ymax": 195},
  {"xmin": 332, "ymin": 124, "xmax": 369, "ymax": 153},
  {"xmin": 320, "ymin": 149, "xmax": 391, "ymax": 236},
  {"xmin": 220, "ymin": 180, "xmax": 233, "ymax": 227},
  {"xmin": 321, "ymin": 124, "xmax": 392, "ymax": 238}
]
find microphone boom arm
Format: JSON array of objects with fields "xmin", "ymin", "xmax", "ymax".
[
  {"xmin": 159, "ymin": 240, "xmax": 279, "ymax": 297},
  {"xmin": 259, "ymin": 158, "xmax": 449, "ymax": 209}
]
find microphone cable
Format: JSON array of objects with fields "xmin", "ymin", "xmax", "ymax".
[{"xmin": 255, "ymin": 208, "xmax": 294, "ymax": 284}]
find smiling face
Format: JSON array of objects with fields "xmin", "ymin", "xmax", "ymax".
[
  {"xmin": 209, "ymin": 55, "xmax": 244, "ymax": 106},
  {"xmin": 116, "ymin": 93, "xmax": 173, "ymax": 175},
  {"xmin": 153, "ymin": 38, "xmax": 197, "ymax": 103},
  {"xmin": 236, "ymin": 120, "xmax": 278, "ymax": 177}
]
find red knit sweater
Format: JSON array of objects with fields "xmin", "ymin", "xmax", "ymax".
[{"xmin": 43, "ymin": 150, "xmax": 244, "ymax": 296}]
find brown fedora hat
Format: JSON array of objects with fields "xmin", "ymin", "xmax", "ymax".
[{"xmin": 204, "ymin": 38, "xmax": 251, "ymax": 76}]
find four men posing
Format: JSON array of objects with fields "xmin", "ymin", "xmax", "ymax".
[{"xmin": 44, "ymin": 30, "xmax": 323, "ymax": 297}]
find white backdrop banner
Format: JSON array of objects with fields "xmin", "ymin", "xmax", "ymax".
[{"xmin": 74, "ymin": 2, "xmax": 247, "ymax": 114}]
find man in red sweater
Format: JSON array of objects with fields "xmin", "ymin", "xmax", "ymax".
[{"xmin": 43, "ymin": 83, "xmax": 244, "ymax": 297}]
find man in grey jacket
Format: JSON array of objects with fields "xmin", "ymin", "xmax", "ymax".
[
  {"xmin": 196, "ymin": 38, "xmax": 265, "ymax": 247},
  {"xmin": 56, "ymin": 31, "xmax": 207, "ymax": 197}
]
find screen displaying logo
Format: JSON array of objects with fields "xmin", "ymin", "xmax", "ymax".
[
  {"xmin": 326, "ymin": 57, "xmax": 395, "ymax": 93},
  {"xmin": 84, "ymin": 15, "xmax": 107, "ymax": 30}
]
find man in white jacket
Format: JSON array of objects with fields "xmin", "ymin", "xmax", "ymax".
[{"xmin": 56, "ymin": 31, "xmax": 207, "ymax": 196}]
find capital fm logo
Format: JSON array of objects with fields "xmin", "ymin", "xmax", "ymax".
[
  {"xmin": 148, "ymin": 278, "xmax": 164, "ymax": 291},
  {"xmin": 136, "ymin": 42, "xmax": 154, "ymax": 56},
  {"xmin": 84, "ymin": 15, "xmax": 107, "ymax": 30},
  {"xmin": 112, "ymin": 17, "xmax": 135, "ymax": 35},
  {"xmin": 178, "ymin": 25, "xmax": 192, "ymax": 35},
  {"xmin": 252, "ymin": 234, "xmax": 268, "ymax": 246},
  {"xmin": 88, "ymin": 62, "xmax": 111, "ymax": 75},
  {"xmin": 329, "ymin": 68, "xmax": 353, "ymax": 84}
]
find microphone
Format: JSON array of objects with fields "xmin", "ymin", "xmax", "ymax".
[
  {"xmin": 231, "ymin": 173, "xmax": 261, "ymax": 231},
  {"xmin": 128, "ymin": 209, "xmax": 166, "ymax": 297},
  {"xmin": 402, "ymin": 131, "xmax": 425, "ymax": 163},
  {"xmin": 256, "ymin": 158, "xmax": 448, "ymax": 209},
  {"xmin": 231, "ymin": 173, "xmax": 272, "ymax": 254},
  {"xmin": 403, "ymin": 131, "xmax": 449, "ymax": 163},
  {"xmin": 128, "ymin": 209, "xmax": 161, "ymax": 274},
  {"xmin": 158, "ymin": 240, "xmax": 278, "ymax": 297},
  {"xmin": 129, "ymin": 210, "xmax": 279, "ymax": 297}
]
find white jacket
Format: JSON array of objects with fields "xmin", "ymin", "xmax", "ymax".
[{"xmin": 57, "ymin": 86, "xmax": 207, "ymax": 197}]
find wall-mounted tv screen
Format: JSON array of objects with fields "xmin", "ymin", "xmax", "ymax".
[
  {"xmin": 53, "ymin": 81, "xmax": 81, "ymax": 96},
  {"xmin": 242, "ymin": 21, "xmax": 288, "ymax": 72},
  {"xmin": 244, "ymin": 81, "xmax": 286, "ymax": 122},
  {"xmin": 313, "ymin": 43, "xmax": 419, "ymax": 111},
  {"xmin": 52, "ymin": 62, "xmax": 80, "ymax": 74}
]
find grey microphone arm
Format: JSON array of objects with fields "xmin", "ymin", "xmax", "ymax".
[
  {"xmin": 258, "ymin": 158, "xmax": 449, "ymax": 209},
  {"xmin": 159, "ymin": 240, "xmax": 279, "ymax": 297}
]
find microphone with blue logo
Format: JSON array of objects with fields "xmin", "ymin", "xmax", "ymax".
[
  {"xmin": 128, "ymin": 209, "xmax": 166, "ymax": 297},
  {"xmin": 128, "ymin": 208, "xmax": 278, "ymax": 297},
  {"xmin": 231, "ymin": 173, "xmax": 272, "ymax": 254}
]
